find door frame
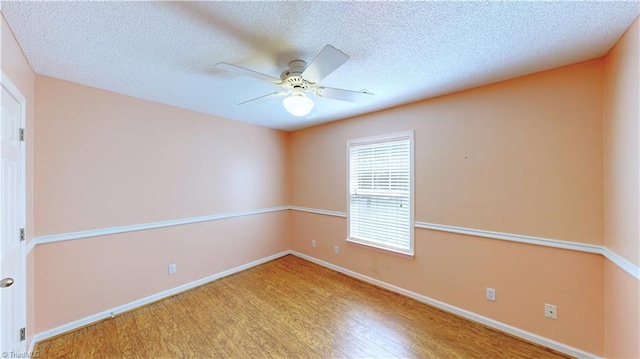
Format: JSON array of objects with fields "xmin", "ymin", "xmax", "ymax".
[{"xmin": 1, "ymin": 70, "xmax": 27, "ymax": 352}]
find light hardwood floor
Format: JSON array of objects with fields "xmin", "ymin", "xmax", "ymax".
[{"xmin": 35, "ymin": 255, "xmax": 571, "ymax": 358}]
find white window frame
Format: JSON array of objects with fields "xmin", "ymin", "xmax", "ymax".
[{"xmin": 346, "ymin": 130, "xmax": 415, "ymax": 256}]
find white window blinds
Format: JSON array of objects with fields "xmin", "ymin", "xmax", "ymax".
[{"xmin": 347, "ymin": 131, "xmax": 414, "ymax": 255}]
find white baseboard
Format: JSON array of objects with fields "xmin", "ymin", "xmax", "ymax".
[
  {"xmin": 289, "ymin": 250, "xmax": 601, "ymax": 359},
  {"xmin": 30, "ymin": 250, "xmax": 291, "ymax": 348}
]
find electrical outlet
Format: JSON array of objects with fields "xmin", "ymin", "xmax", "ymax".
[
  {"xmin": 544, "ymin": 304, "xmax": 557, "ymax": 319},
  {"xmin": 168, "ymin": 264, "xmax": 177, "ymax": 275},
  {"xmin": 334, "ymin": 246, "xmax": 339, "ymax": 255},
  {"xmin": 486, "ymin": 287, "xmax": 496, "ymax": 301},
  {"xmin": 312, "ymin": 240, "xmax": 317, "ymax": 248}
]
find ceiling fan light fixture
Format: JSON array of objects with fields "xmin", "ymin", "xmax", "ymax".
[{"xmin": 282, "ymin": 93, "xmax": 314, "ymax": 117}]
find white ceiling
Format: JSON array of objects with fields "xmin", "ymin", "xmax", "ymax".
[{"xmin": 2, "ymin": 2, "xmax": 639, "ymax": 131}]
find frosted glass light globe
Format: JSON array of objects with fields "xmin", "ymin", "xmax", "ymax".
[{"xmin": 283, "ymin": 93, "xmax": 314, "ymax": 117}]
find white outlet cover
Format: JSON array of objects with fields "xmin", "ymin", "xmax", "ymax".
[
  {"xmin": 545, "ymin": 303, "xmax": 558, "ymax": 319},
  {"xmin": 168, "ymin": 264, "xmax": 177, "ymax": 275},
  {"xmin": 486, "ymin": 287, "xmax": 496, "ymax": 301},
  {"xmin": 334, "ymin": 246, "xmax": 339, "ymax": 255},
  {"xmin": 312, "ymin": 240, "xmax": 317, "ymax": 248}
]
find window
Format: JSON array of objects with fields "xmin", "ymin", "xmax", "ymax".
[{"xmin": 347, "ymin": 131, "xmax": 414, "ymax": 255}]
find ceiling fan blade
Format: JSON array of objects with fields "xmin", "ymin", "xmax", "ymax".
[
  {"xmin": 238, "ymin": 91, "xmax": 288, "ymax": 106},
  {"xmin": 301, "ymin": 45, "xmax": 350, "ymax": 83},
  {"xmin": 316, "ymin": 87, "xmax": 374, "ymax": 103},
  {"xmin": 215, "ymin": 62, "xmax": 282, "ymax": 85}
]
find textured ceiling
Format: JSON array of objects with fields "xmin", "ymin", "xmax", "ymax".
[{"xmin": 2, "ymin": 1, "xmax": 639, "ymax": 131}]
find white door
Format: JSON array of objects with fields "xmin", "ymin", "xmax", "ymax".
[{"xmin": 0, "ymin": 74, "xmax": 26, "ymax": 354}]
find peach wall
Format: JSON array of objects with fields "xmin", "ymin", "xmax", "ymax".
[
  {"xmin": 34, "ymin": 76, "xmax": 289, "ymax": 236},
  {"xmin": 603, "ymin": 16, "xmax": 640, "ymax": 359},
  {"xmin": 292, "ymin": 59, "xmax": 604, "ymax": 244},
  {"xmin": 604, "ymin": 261, "xmax": 640, "ymax": 359},
  {"xmin": 1, "ymin": 14, "xmax": 36, "ymax": 347},
  {"xmin": 34, "ymin": 211, "xmax": 290, "ymax": 333},
  {"xmin": 33, "ymin": 76, "xmax": 291, "ymax": 332},
  {"xmin": 603, "ymin": 16, "xmax": 639, "ymax": 267},
  {"xmin": 291, "ymin": 211, "xmax": 604, "ymax": 355},
  {"xmin": 290, "ymin": 60, "xmax": 606, "ymax": 354}
]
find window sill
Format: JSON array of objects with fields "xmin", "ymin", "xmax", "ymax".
[{"xmin": 346, "ymin": 237, "xmax": 414, "ymax": 258}]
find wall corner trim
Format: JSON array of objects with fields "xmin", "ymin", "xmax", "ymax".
[
  {"xmin": 289, "ymin": 250, "xmax": 602, "ymax": 359},
  {"xmin": 601, "ymin": 246, "xmax": 640, "ymax": 279},
  {"xmin": 29, "ymin": 250, "xmax": 292, "ymax": 349},
  {"xmin": 25, "ymin": 238, "xmax": 36, "ymax": 254}
]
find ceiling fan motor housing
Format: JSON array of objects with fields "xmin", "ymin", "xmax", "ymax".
[{"xmin": 281, "ymin": 60, "xmax": 314, "ymax": 91}]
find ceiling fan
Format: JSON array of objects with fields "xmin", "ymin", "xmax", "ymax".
[{"xmin": 214, "ymin": 45, "xmax": 374, "ymax": 117}]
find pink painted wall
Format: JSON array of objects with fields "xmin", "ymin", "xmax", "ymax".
[
  {"xmin": 33, "ymin": 76, "xmax": 291, "ymax": 332},
  {"xmin": 291, "ymin": 211, "xmax": 604, "ymax": 354},
  {"xmin": 291, "ymin": 60, "xmax": 604, "ymax": 244},
  {"xmin": 290, "ymin": 60, "xmax": 606, "ymax": 355},
  {"xmin": 604, "ymin": 261, "xmax": 639, "ymax": 359},
  {"xmin": 1, "ymin": 14, "xmax": 36, "ymax": 348},
  {"xmin": 34, "ymin": 76, "xmax": 289, "ymax": 235},
  {"xmin": 34, "ymin": 211, "xmax": 290, "ymax": 333},
  {"xmin": 604, "ymin": 17, "xmax": 639, "ymax": 268},
  {"xmin": 603, "ymin": 16, "xmax": 640, "ymax": 359}
]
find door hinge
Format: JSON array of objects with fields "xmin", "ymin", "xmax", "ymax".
[
  {"xmin": 20, "ymin": 327, "xmax": 25, "ymax": 341},
  {"xmin": 19, "ymin": 128, "xmax": 25, "ymax": 142},
  {"xmin": 20, "ymin": 228, "xmax": 25, "ymax": 242}
]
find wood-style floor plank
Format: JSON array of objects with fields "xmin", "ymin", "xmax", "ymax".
[
  {"xmin": 73, "ymin": 319, "xmax": 120, "ymax": 359},
  {"xmin": 220, "ymin": 281, "xmax": 330, "ymax": 358},
  {"xmin": 227, "ymin": 271, "xmax": 380, "ymax": 359},
  {"xmin": 114, "ymin": 311, "xmax": 145, "ymax": 359},
  {"xmin": 130, "ymin": 306, "xmax": 170, "ymax": 358},
  {"xmin": 34, "ymin": 255, "xmax": 573, "ymax": 359},
  {"xmin": 149, "ymin": 299, "xmax": 199, "ymax": 358},
  {"xmin": 163, "ymin": 294, "xmax": 224, "ymax": 358},
  {"xmin": 36, "ymin": 330, "xmax": 76, "ymax": 359},
  {"xmin": 225, "ymin": 273, "xmax": 348, "ymax": 358}
]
